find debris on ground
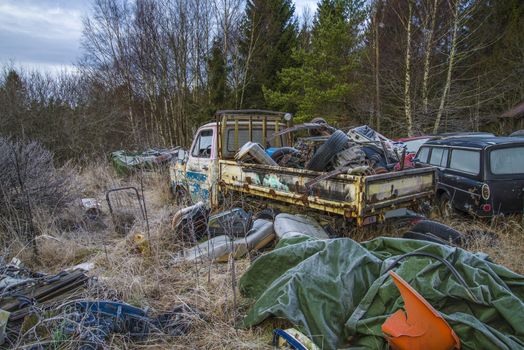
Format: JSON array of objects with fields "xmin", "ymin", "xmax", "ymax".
[
  {"xmin": 382, "ymin": 271, "xmax": 461, "ymax": 350},
  {"xmin": 273, "ymin": 328, "xmax": 320, "ymax": 350},
  {"xmin": 0, "ymin": 264, "xmax": 89, "ymax": 322},
  {"xmin": 81, "ymin": 198, "xmax": 101, "ymax": 219},
  {"xmin": 171, "ymin": 201, "xmax": 209, "ymax": 243},
  {"xmin": 239, "ymin": 236, "xmax": 524, "ymax": 349},
  {"xmin": 403, "ymin": 219, "xmax": 464, "ymax": 246},
  {"xmin": 0, "ymin": 259, "xmax": 90, "ymax": 347},
  {"xmin": 173, "ymin": 218, "xmax": 275, "ymax": 263},
  {"xmin": 61, "ymin": 301, "xmax": 203, "ymax": 349}
]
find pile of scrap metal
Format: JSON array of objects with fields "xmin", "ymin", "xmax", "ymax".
[
  {"xmin": 0, "ymin": 259, "xmax": 204, "ymax": 348},
  {"xmin": 111, "ymin": 147, "xmax": 182, "ymax": 175},
  {"xmin": 59, "ymin": 301, "xmax": 203, "ymax": 349},
  {"xmin": 235, "ymin": 120, "xmax": 415, "ymax": 176},
  {"xmin": 239, "ymin": 234, "xmax": 524, "ymax": 350},
  {"xmin": 0, "ymin": 259, "xmax": 89, "ymax": 346},
  {"xmin": 172, "ymin": 203, "xmax": 274, "ymax": 263},
  {"xmin": 172, "ymin": 204, "xmax": 330, "ymax": 263}
]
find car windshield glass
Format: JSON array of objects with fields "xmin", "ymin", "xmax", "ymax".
[
  {"xmin": 490, "ymin": 147, "xmax": 524, "ymax": 175},
  {"xmin": 405, "ymin": 138, "xmax": 430, "ymax": 153},
  {"xmin": 450, "ymin": 149, "xmax": 480, "ymax": 175}
]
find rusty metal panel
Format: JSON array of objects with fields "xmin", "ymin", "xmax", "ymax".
[
  {"xmin": 364, "ymin": 168, "xmax": 435, "ymax": 204},
  {"xmin": 219, "ymin": 160, "xmax": 359, "ymax": 217},
  {"xmin": 219, "ymin": 161, "xmax": 436, "ymax": 223}
]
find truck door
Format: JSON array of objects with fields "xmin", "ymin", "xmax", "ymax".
[{"xmin": 186, "ymin": 128, "xmax": 216, "ymax": 204}]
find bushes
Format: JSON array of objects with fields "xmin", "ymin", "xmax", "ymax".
[{"xmin": 0, "ymin": 138, "xmax": 76, "ymax": 246}]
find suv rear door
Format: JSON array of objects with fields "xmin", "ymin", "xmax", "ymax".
[
  {"xmin": 440, "ymin": 148, "xmax": 483, "ymax": 213},
  {"xmin": 486, "ymin": 145, "xmax": 524, "ymax": 214}
]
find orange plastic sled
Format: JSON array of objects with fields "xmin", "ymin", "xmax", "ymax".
[{"xmin": 381, "ymin": 271, "xmax": 461, "ymax": 350}]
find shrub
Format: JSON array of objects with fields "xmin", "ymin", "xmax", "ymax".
[{"xmin": 0, "ymin": 138, "xmax": 76, "ymax": 246}]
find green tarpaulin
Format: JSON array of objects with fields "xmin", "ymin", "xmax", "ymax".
[{"xmin": 239, "ymin": 236, "xmax": 524, "ymax": 349}]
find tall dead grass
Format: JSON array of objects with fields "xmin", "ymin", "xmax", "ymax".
[{"xmin": 5, "ymin": 161, "xmax": 524, "ymax": 349}]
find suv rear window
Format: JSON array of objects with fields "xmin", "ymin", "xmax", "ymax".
[
  {"xmin": 417, "ymin": 146, "xmax": 430, "ymax": 163},
  {"xmin": 449, "ymin": 149, "xmax": 480, "ymax": 175},
  {"xmin": 429, "ymin": 147, "xmax": 448, "ymax": 167},
  {"xmin": 490, "ymin": 147, "xmax": 524, "ymax": 175}
]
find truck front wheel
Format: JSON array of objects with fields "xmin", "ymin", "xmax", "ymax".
[{"xmin": 174, "ymin": 187, "xmax": 191, "ymax": 207}]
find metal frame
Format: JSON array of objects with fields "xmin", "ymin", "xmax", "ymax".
[{"xmin": 215, "ymin": 110, "xmax": 293, "ymax": 159}]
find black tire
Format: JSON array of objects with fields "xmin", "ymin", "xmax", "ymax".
[
  {"xmin": 403, "ymin": 231, "xmax": 453, "ymax": 246},
  {"xmin": 174, "ymin": 187, "xmax": 192, "ymax": 207},
  {"xmin": 438, "ymin": 192, "xmax": 454, "ymax": 218},
  {"xmin": 410, "ymin": 219, "xmax": 463, "ymax": 245},
  {"xmin": 306, "ymin": 130, "xmax": 350, "ymax": 171}
]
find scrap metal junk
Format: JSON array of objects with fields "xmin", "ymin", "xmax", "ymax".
[
  {"xmin": 172, "ymin": 205, "xmax": 276, "ymax": 263},
  {"xmin": 234, "ymin": 122, "xmax": 411, "ymax": 175},
  {"xmin": 0, "ymin": 259, "xmax": 89, "ymax": 346}
]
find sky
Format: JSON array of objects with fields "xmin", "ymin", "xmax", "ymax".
[{"xmin": 0, "ymin": 0, "xmax": 318, "ymax": 75}]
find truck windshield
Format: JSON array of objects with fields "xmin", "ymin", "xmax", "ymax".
[
  {"xmin": 192, "ymin": 129, "xmax": 213, "ymax": 158},
  {"xmin": 490, "ymin": 147, "xmax": 524, "ymax": 175}
]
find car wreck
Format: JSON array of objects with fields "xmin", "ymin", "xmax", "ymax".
[{"xmin": 169, "ymin": 110, "xmax": 436, "ymax": 227}]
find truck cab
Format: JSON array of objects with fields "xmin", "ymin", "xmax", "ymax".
[{"xmin": 170, "ymin": 110, "xmax": 290, "ymax": 205}]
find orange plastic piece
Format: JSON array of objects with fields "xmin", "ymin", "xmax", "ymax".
[{"xmin": 381, "ymin": 271, "xmax": 461, "ymax": 350}]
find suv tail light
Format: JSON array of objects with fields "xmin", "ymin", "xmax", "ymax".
[{"xmin": 481, "ymin": 184, "xmax": 490, "ymax": 200}]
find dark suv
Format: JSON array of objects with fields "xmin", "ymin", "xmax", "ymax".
[{"xmin": 416, "ymin": 137, "xmax": 524, "ymax": 217}]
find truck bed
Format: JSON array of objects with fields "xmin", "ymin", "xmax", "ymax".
[{"xmin": 218, "ymin": 160, "xmax": 436, "ymax": 224}]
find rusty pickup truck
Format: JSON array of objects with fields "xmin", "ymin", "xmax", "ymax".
[{"xmin": 170, "ymin": 110, "xmax": 436, "ymax": 226}]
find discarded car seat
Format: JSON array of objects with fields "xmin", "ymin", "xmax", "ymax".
[
  {"xmin": 173, "ymin": 219, "xmax": 275, "ymax": 263},
  {"xmin": 208, "ymin": 208, "xmax": 252, "ymax": 238},
  {"xmin": 306, "ymin": 130, "xmax": 350, "ymax": 171},
  {"xmin": 381, "ymin": 271, "xmax": 461, "ymax": 350},
  {"xmin": 274, "ymin": 213, "xmax": 329, "ymax": 240},
  {"xmin": 235, "ymin": 141, "xmax": 278, "ymax": 166}
]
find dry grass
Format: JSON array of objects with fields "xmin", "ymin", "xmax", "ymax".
[
  {"xmin": 440, "ymin": 216, "xmax": 524, "ymax": 274},
  {"xmin": 4, "ymin": 162, "xmax": 524, "ymax": 348}
]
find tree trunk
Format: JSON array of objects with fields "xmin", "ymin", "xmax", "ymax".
[
  {"xmin": 422, "ymin": 0, "xmax": 439, "ymax": 115},
  {"xmin": 372, "ymin": 0, "xmax": 382, "ymax": 131},
  {"xmin": 404, "ymin": 1, "xmax": 414, "ymax": 136},
  {"xmin": 433, "ymin": 0, "xmax": 460, "ymax": 134}
]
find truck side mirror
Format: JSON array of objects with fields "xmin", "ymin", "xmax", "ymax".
[{"xmin": 178, "ymin": 149, "xmax": 186, "ymax": 161}]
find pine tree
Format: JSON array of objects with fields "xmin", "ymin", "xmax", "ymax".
[
  {"xmin": 208, "ymin": 37, "xmax": 228, "ymax": 110},
  {"xmin": 265, "ymin": 0, "xmax": 367, "ymax": 121},
  {"xmin": 239, "ymin": 0, "xmax": 298, "ymax": 108}
]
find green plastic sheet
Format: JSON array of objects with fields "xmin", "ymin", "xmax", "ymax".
[{"xmin": 239, "ymin": 236, "xmax": 524, "ymax": 349}]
